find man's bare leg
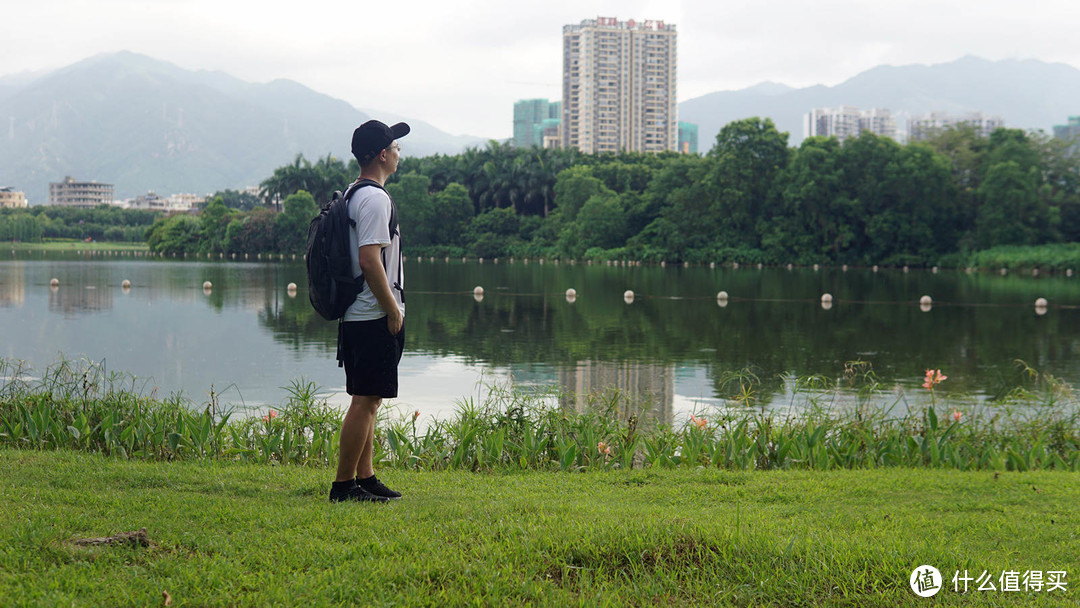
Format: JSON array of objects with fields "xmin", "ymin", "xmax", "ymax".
[{"xmin": 335, "ymin": 394, "xmax": 381, "ymax": 482}]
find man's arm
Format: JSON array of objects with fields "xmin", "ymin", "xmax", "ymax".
[{"xmin": 358, "ymin": 244, "xmax": 403, "ymax": 334}]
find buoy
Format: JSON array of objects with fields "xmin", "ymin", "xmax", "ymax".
[
  {"xmin": 1068, "ymin": 269, "xmax": 1074, "ymax": 277},
  {"xmin": 660, "ymin": 261, "xmax": 666, "ymax": 268},
  {"xmin": 494, "ymin": 258, "xmax": 499, "ymax": 264},
  {"xmin": 445, "ymin": 257, "xmax": 450, "ymax": 263},
  {"xmin": 203, "ymin": 281, "xmax": 212, "ymax": 290},
  {"xmin": 920, "ymin": 295, "xmax": 932, "ymax": 306},
  {"xmin": 287, "ymin": 282, "xmax": 297, "ymax": 291},
  {"xmin": 121, "ymin": 279, "xmax": 131, "ymax": 288},
  {"xmin": 50, "ymin": 278, "xmax": 59, "ymax": 287},
  {"xmin": 473, "ymin": 286, "xmax": 484, "ymax": 296},
  {"xmin": 717, "ymin": 291, "xmax": 728, "ymax": 300},
  {"xmin": 1035, "ymin": 297, "xmax": 1048, "ymax": 308},
  {"xmin": 683, "ymin": 261, "xmax": 690, "ymax": 268},
  {"xmin": 566, "ymin": 288, "xmax": 577, "ymax": 298},
  {"xmin": 462, "ymin": 257, "xmax": 467, "ymax": 263},
  {"xmin": 872, "ymin": 265, "xmax": 879, "ymax": 273},
  {"xmin": 821, "ymin": 300, "xmax": 833, "ymax": 311},
  {"xmin": 479, "ymin": 257, "xmax": 484, "ymax": 264},
  {"xmin": 903, "ymin": 265, "xmax": 909, "ymax": 273},
  {"xmin": 842, "ymin": 264, "xmax": 848, "ymax": 272},
  {"xmin": 821, "ymin": 293, "xmax": 833, "ymax": 304},
  {"xmin": 1033, "ymin": 268, "xmax": 1040, "ymax": 277},
  {"xmin": 732, "ymin": 262, "xmax": 739, "ymax": 270},
  {"xmin": 473, "ymin": 292, "xmax": 484, "ymax": 303},
  {"xmin": 932, "ymin": 266, "xmax": 939, "ymax": 274},
  {"xmin": 623, "ymin": 290, "xmax": 635, "ymax": 304},
  {"xmin": 709, "ymin": 262, "xmax": 715, "ymax": 269},
  {"xmin": 787, "ymin": 263, "xmax": 793, "ymax": 270},
  {"xmin": 813, "ymin": 264, "xmax": 819, "ymax": 271},
  {"xmin": 1000, "ymin": 268, "xmax": 1007, "ymax": 276}
]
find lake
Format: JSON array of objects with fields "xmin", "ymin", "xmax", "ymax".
[{"xmin": 2, "ymin": 249, "xmax": 1079, "ymax": 424}]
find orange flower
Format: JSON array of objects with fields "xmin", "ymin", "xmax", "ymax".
[
  {"xmin": 261, "ymin": 409, "xmax": 278, "ymax": 422},
  {"xmin": 690, "ymin": 414, "xmax": 708, "ymax": 430},
  {"xmin": 922, "ymin": 369, "xmax": 947, "ymax": 390},
  {"xmin": 952, "ymin": 411, "xmax": 962, "ymax": 422},
  {"xmin": 597, "ymin": 441, "xmax": 611, "ymax": 456},
  {"xmin": 413, "ymin": 410, "xmax": 421, "ymax": 420}
]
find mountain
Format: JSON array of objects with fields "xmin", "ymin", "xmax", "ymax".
[
  {"xmin": 0, "ymin": 52, "xmax": 486, "ymax": 202},
  {"xmin": 679, "ymin": 56, "xmax": 1080, "ymax": 149}
]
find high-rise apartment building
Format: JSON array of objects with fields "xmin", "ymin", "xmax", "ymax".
[
  {"xmin": 48, "ymin": 176, "xmax": 114, "ymax": 208},
  {"xmin": 562, "ymin": 17, "xmax": 678, "ymax": 154},
  {"xmin": 513, "ymin": 99, "xmax": 561, "ymax": 148},
  {"xmin": 678, "ymin": 122, "xmax": 698, "ymax": 154},
  {"xmin": 803, "ymin": 107, "xmax": 896, "ymax": 141},
  {"xmin": 1053, "ymin": 116, "xmax": 1080, "ymax": 142},
  {"xmin": 908, "ymin": 111, "xmax": 1004, "ymax": 142}
]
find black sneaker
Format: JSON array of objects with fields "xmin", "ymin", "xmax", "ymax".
[
  {"xmin": 357, "ymin": 475, "xmax": 402, "ymax": 499},
  {"xmin": 329, "ymin": 481, "xmax": 391, "ymax": 503}
]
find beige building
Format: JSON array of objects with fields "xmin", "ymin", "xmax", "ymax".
[
  {"xmin": 48, "ymin": 176, "xmax": 114, "ymax": 208},
  {"xmin": 0, "ymin": 187, "xmax": 28, "ymax": 208},
  {"xmin": 562, "ymin": 17, "xmax": 678, "ymax": 154}
]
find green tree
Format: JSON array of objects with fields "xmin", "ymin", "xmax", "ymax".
[
  {"xmin": 976, "ymin": 161, "xmax": 1048, "ymax": 248},
  {"xmin": 275, "ymin": 190, "xmax": 318, "ymax": 254},
  {"xmin": 199, "ymin": 197, "xmax": 236, "ymax": 254},
  {"xmin": 387, "ymin": 173, "xmax": 434, "ymax": 246},
  {"xmin": 704, "ymin": 117, "xmax": 790, "ymax": 249},
  {"xmin": 430, "ymin": 183, "xmax": 473, "ymax": 247}
]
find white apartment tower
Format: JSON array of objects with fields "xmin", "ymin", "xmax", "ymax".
[{"xmin": 562, "ymin": 17, "xmax": 678, "ymax": 154}]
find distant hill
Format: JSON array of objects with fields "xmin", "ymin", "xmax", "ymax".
[
  {"xmin": 679, "ymin": 56, "xmax": 1080, "ymax": 150},
  {"xmin": 0, "ymin": 52, "xmax": 486, "ymax": 202}
]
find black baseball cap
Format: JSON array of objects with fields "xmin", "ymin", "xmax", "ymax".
[{"xmin": 352, "ymin": 120, "xmax": 410, "ymax": 163}]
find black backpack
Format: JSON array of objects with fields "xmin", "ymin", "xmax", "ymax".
[{"xmin": 305, "ymin": 179, "xmax": 398, "ymax": 321}]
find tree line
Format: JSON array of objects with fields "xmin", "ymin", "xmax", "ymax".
[
  {"xmin": 259, "ymin": 117, "xmax": 1080, "ymax": 265},
  {"xmin": 6, "ymin": 117, "xmax": 1078, "ymax": 264}
]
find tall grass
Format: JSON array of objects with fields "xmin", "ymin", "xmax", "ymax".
[{"xmin": 2, "ymin": 357, "xmax": 1079, "ymax": 472}]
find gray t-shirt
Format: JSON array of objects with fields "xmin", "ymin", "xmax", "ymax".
[{"xmin": 343, "ymin": 184, "xmax": 404, "ymax": 322}]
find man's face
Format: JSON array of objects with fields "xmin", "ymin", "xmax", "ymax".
[{"xmin": 385, "ymin": 142, "xmax": 401, "ymax": 174}]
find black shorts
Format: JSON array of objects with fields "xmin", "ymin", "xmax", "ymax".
[{"xmin": 337, "ymin": 317, "xmax": 405, "ymax": 398}]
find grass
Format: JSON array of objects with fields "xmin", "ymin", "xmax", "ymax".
[
  {"xmin": 3, "ymin": 357, "xmax": 1080, "ymax": 473},
  {"xmin": 0, "ymin": 449, "xmax": 1077, "ymax": 606},
  {"xmin": 966, "ymin": 243, "xmax": 1080, "ymax": 272},
  {"xmin": 7, "ymin": 239, "xmax": 148, "ymax": 252}
]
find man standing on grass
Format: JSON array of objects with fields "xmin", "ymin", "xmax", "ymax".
[{"xmin": 329, "ymin": 120, "xmax": 409, "ymax": 503}]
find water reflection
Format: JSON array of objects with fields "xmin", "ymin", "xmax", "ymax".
[
  {"xmin": 558, "ymin": 360, "xmax": 674, "ymax": 425},
  {"xmin": 0, "ymin": 261, "xmax": 25, "ymax": 307}
]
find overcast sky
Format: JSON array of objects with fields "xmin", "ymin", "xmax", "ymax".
[{"xmin": 4, "ymin": 0, "xmax": 1080, "ymax": 139}]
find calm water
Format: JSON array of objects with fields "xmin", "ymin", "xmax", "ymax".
[{"xmin": 2, "ymin": 250, "xmax": 1079, "ymax": 423}]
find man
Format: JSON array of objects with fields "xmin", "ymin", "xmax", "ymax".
[{"xmin": 329, "ymin": 119, "xmax": 409, "ymax": 503}]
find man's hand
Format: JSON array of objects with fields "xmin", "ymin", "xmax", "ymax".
[{"xmin": 387, "ymin": 308, "xmax": 403, "ymax": 335}]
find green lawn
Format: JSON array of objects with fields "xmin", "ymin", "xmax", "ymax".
[
  {"xmin": 0, "ymin": 449, "xmax": 1077, "ymax": 607},
  {"xmin": 8, "ymin": 239, "xmax": 148, "ymax": 252}
]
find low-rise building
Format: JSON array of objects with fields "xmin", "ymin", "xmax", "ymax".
[
  {"xmin": 48, "ymin": 176, "xmax": 114, "ymax": 208},
  {"xmin": 0, "ymin": 187, "xmax": 28, "ymax": 208}
]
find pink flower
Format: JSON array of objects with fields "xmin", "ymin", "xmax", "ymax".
[
  {"xmin": 413, "ymin": 410, "xmax": 421, "ymax": 420},
  {"xmin": 922, "ymin": 369, "xmax": 947, "ymax": 390},
  {"xmin": 690, "ymin": 415, "xmax": 708, "ymax": 430},
  {"xmin": 597, "ymin": 441, "xmax": 611, "ymax": 456},
  {"xmin": 262, "ymin": 409, "xmax": 278, "ymax": 422},
  {"xmin": 952, "ymin": 411, "xmax": 962, "ymax": 422}
]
